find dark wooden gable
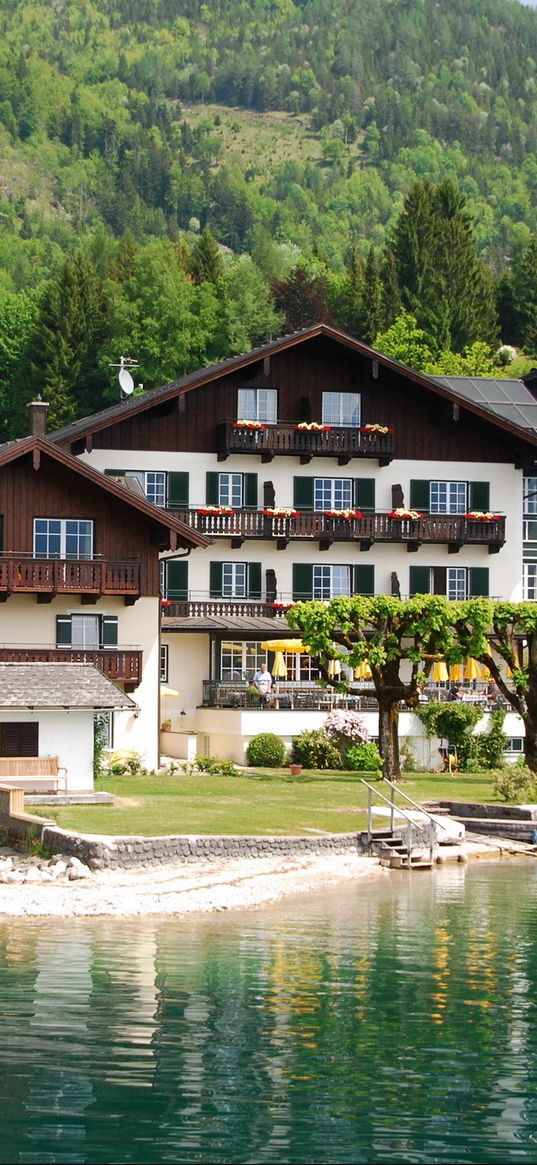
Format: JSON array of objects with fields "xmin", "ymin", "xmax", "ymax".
[
  {"xmin": 57, "ymin": 330, "xmax": 536, "ymax": 466},
  {"xmin": 0, "ymin": 451, "xmax": 172, "ymax": 594}
]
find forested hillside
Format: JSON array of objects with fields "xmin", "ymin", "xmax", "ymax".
[{"xmin": 2, "ymin": 0, "xmax": 537, "ymax": 433}]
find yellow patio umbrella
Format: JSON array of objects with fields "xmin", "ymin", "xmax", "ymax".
[
  {"xmin": 464, "ymin": 658, "xmax": 481, "ymax": 681},
  {"xmin": 430, "ymin": 659, "xmax": 449, "ymax": 683},
  {"xmin": 160, "ymin": 684, "xmax": 180, "ymax": 697},
  {"xmin": 327, "ymin": 658, "xmax": 342, "ymax": 678},
  {"xmin": 479, "ymin": 661, "xmax": 491, "ymax": 680},
  {"xmin": 354, "ymin": 661, "xmax": 373, "ymax": 680},
  {"xmin": 271, "ymin": 651, "xmax": 288, "ymax": 678},
  {"xmin": 448, "ymin": 662, "xmax": 464, "ymax": 683},
  {"xmin": 260, "ymin": 639, "xmax": 309, "ymax": 653}
]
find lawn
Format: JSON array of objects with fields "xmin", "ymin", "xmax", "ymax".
[{"xmin": 29, "ymin": 769, "xmax": 500, "ymax": 837}]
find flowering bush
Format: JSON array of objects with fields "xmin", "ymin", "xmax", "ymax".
[
  {"xmin": 360, "ymin": 423, "xmax": 393, "ymax": 434},
  {"xmin": 325, "ymin": 709, "xmax": 370, "ymax": 744},
  {"xmin": 264, "ymin": 507, "xmax": 299, "ymax": 518},
  {"xmin": 291, "ymin": 729, "xmax": 342, "ymax": 769},
  {"xmin": 233, "ymin": 419, "xmax": 266, "ymax": 429},
  {"xmin": 325, "ymin": 508, "xmax": 362, "ymax": 519},
  {"xmin": 389, "ymin": 507, "xmax": 424, "ymax": 520},
  {"xmin": 294, "ymin": 421, "xmax": 331, "ymax": 431},
  {"xmin": 496, "ymin": 344, "xmax": 517, "ymax": 366},
  {"xmin": 465, "ymin": 511, "xmax": 500, "ymax": 520},
  {"xmin": 198, "ymin": 505, "xmax": 235, "ymax": 516}
]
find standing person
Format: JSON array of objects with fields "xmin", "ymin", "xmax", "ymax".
[{"xmin": 252, "ymin": 662, "xmax": 273, "ymax": 706}]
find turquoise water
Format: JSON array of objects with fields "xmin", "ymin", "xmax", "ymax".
[{"xmin": 1, "ymin": 860, "xmax": 537, "ymax": 1164}]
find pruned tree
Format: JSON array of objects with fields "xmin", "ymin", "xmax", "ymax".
[{"xmin": 288, "ymin": 594, "xmax": 454, "ymax": 781}]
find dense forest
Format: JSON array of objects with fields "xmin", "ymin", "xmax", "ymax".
[{"xmin": 2, "ymin": 0, "xmax": 537, "ymax": 432}]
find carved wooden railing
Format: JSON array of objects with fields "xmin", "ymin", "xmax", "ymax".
[
  {"xmin": 0, "ymin": 646, "xmax": 143, "ymax": 684},
  {"xmin": 216, "ymin": 422, "xmax": 394, "ymax": 464},
  {"xmin": 168, "ymin": 510, "xmax": 506, "ymax": 549},
  {"xmin": 0, "ymin": 557, "xmax": 142, "ymax": 595}
]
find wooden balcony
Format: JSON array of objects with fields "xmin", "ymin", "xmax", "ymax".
[
  {"xmin": 216, "ymin": 422, "xmax": 394, "ymax": 465},
  {"xmin": 0, "ymin": 557, "xmax": 142, "ymax": 602},
  {"xmin": 168, "ymin": 510, "xmax": 506, "ymax": 553},
  {"xmin": 0, "ymin": 646, "xmax": 142, "ymax": 687}
]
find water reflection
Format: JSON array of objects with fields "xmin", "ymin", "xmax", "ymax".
[{"xmin": 1, "ymin": 861, "xmax": 537, "ymax": 1164}]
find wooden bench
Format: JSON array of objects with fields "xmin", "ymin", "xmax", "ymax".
[{"xmin": 0, "ymin": 756, "xmax": 66, "ymax": 794}]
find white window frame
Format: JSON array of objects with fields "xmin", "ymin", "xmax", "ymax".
[
  {"xmin": 446, "ymin": 568, "xmax": 467, "ymax": 601},
  {"xmin": 218, "ymin": 473, "xmax": 243, "ymax": 508},
  {"xmin": 219, "ymin": 641, "xmax": 267, "ymax": 681},
  {"xmin": 160, "ymin": 644, "xmax": 169, "ymax": 683},
  {"xmin": 523, "ymin": 562, "xmax": 537, "ymax": 601},
  {"xmin": 524, "ymin": 476, "xmax": 537, "ymax": 515},
  {"xmin": 430, "ymin": 481, "xmax": 467, "ymax": 515},
  {"xmin": 124, "ymin": 470, "xmax": 167, "ymax": 506},
  {"xmin": 33, "ymin": 518, "xmax": 94, "ymax": 559},
  {"xmin": 314, "ymin": 477, "xmax": 353, "ymax": 510},
  {"xmin": 313, "ymin": 564, "xmax": 351, "ymax": 600},
  {"xmin": 237, "ymin": 388, "xmax": 277, "ymax": 424},
  {"xmin": 322, "ymin": 392, "xmax": 360, "ymax": 428},
  {"xmin": 222, "ymin": 562, "xmax": 247, "ymax": 598}
]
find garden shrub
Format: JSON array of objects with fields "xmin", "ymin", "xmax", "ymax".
[
  {"xmin": 108, "ymin": 750, "xmax": 147, "ymax": 777},
  {"xmin": 492, "ymin": 765, "xmax": 537, "ymax": 802},
  {"xmin": 291, "ymin": 729, "xmax": 341, "ymax": 770},
  {"xmin": 193, "ymin": 755, "xmax": 239, "ymax": 776},
  {"xmin": 324, "ymin": 709, "xmax": 370, "ymax": 763},
  {"xmin": 246, "ymin": 732, "xmax": 286, "ymax": 767},
  {"xmin": 345, "ymin": 741, "xmax": 383, "ymax": 773}
]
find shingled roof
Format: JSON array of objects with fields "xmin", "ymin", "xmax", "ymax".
[
  {"xmin": 0, "ymin": 663, "xmax": 136, "ymax": 708},
  {"xmin": 48, "ymin": 324, "xmax": 537, "ymax": 450}
]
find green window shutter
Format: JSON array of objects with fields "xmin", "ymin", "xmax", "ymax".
[
  {"xmin": 167, "ymin": 560, "xmax": 188, "ymax": 600},
  {"xmin": 56, "ymin": 615, "xmax": 72, "ymax": 646},
  {"xmin": 167, "ymin": 472, "xmax": 189, "ymax": 507},
  {"xmin": 468, "ymin": 567, "xmax": 489, "ymax": 597},
  {"xmin": 209, "ymin": 561, "xmax": 223, "ymax": 597},
  {"xmin": 292, "ymin": 564, "xmax": 313, "ymax": 601},
  {"xmin": 101, "ymin": 615, "xmax": 118, "ymax": 647},
  {"xmin": 243, "ymin": 473, "xmax": 258, "ymax": 509},
  {"xmin": 293, "ymin": 477, "xmax": 314, "ymax": 510},
  {"xmin": 104, "ymin": 469, "xmax": 128, "ymax": 477},
  {"xmin": 206, "ymin": 472, "xmax": 219, "ymax": 505},
  {"xmin": 354, "ymin": 478, "xmax": 375, "ymax": 512},
  {"xmin": 409, "ymin": 566, "xmax": 431, "ymax": 596},
  {"xmin": 247, "ymin": 561, "xmax": 262, "ymax": 599},
  {"xmin": 468, "ymin": 481, "xmax": 490, "ymax": 511},
  {"xmin": 352, "ymin": 564, "xmax": 374, "ymax": 596},
  {"xmin": 214, "ymin": 639, "xmax": 221, "ymax": 680},
  {"xmin": 410, "ymin": 480, "xmax": 431, "ymax": 511}
]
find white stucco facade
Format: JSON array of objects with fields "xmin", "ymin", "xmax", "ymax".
[{"xmin": 0, "ymin": 708, "xmax": 94, "ymax": 791}]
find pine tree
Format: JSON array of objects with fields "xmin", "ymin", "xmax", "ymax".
[
  {"xmin": 514, "ymin": 236, "xmax": 537, "ymax": 353},
  {"xmin": 190, "ymin": 226, "xmax": 224, "ymax": 285},
  {"xmin": 27, "ymin": 252, "xmax": 111, "ymax": 429},
  {"xmin": 361, "ymin": 246, "xmax": 384, "ymax": 344}
]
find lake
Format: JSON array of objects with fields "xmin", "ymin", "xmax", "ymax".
[{"xmin": 1, "ymin": 859, "xmax": 537, "ymax": 1164}]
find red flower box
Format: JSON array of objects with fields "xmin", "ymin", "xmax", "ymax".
[
  {"xmin": 294, "ymin": 422, "xmax": 331, "ymax": 431},
  {"xmin": 389, "ymin": 508, "xmax": 424, "ymax": 520},
  {"xmin": 325, "ymin": 509, "xmax": 362, "ymax": 520},
  {"xmin": 465, "ymin": 511, "xmax": 500, "ymax": 520}
]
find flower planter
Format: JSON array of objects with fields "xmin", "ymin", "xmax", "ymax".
[{"xmin": 289, "ymin": 764, "xmax": 303, "ymax": 777}]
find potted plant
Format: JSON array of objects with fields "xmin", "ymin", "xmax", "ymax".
[
  {"xmin": 289, "ymin": 763, "xmax": 303, "ymax": 776},
  {"xmin": 161, "ymin": 718, "xmax": 171, "ymax": 732}
]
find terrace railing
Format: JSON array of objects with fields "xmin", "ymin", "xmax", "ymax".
[
  {"xmin": 216, "ymin": 422, "xmax": 394, "ymax": 465},
  {"xmin": 0, "ymin": 556, "xmax": 142, "ymax": 597},
  {"xmin": 0, "ymin": 645, "xmax": 143, "ymax": 685}
]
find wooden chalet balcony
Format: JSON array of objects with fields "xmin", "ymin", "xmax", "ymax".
[
  {"xmin": 168, "ymin": 510, "xmax": 506, "ymax": 552},
  {"xmin": 0, "ymin": 646, "xmax": 142, "ymax": 687},
  {"xmin": 0, "ymin": 557, "xmax": 142, "ymax": 601},
  {"xmin": 216, "ymin": 421, "xmax": 394, "ymax": 465}
]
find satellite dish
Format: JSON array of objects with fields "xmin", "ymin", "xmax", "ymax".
[{"xmin": 119, "ymin": 368, "xmax": 134, "ymax": 396}]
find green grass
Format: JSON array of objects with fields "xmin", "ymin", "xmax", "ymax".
[{"xmin": 29, "ymin": 769, "xmax": 500, "ymax": 837}]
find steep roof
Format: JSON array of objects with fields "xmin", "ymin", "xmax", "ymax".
[
  {"xmin": 0, "ymin": 436, "xmax": 210, "ymax": 551},
  {"xmin": 0, "ymin": 663, "xmax": 136, "ymax": 708},
  {"xmin": 431, "ymin": 376, "xmax": 537, "ymax": 433},
  {"xmin": 48, "ymin": 324, "xmax": 537, "ymax": 450}
]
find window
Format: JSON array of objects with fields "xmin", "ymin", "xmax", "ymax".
[
  {"xmin": 430, "ymin": 481, "xmax": 467, "ymax": 515},
  {"xmin": 446, "ymin": 568, "xmax": 467, "ymax": 601},
  {"xmin": 322, "ymin": 392, "xmax": 360, "ymax": 428},
  {"xmin": 34, "ymin": 519, "xmax": 93, "ymax": 560},
  {"xmin": 219, "ymin": 473, "xmax": 244, "ymax": 508},
  {"xmin": 237, "ymin": 387, "xmax": 277, "ymax": 424},
  {"xmin": 105, "ymin": 470, "xmax": 190, "ymax": 508},
  {"xmin": 505, "ymin": 737, "xmax": 524, "ymax": 754},
  {"xmin": 160, "ymin": 644, "xmax": 169, "ymax": 683},
  {"xmin": 56, "ymin": 614, "xmax": 118, "ymax": 649},
  {"xmin": 314, "ymin": 477, "xmax": 353, "ymax": 511},
  {"xmin": 524, "ymin": 477, "xmax": 537, "ymax": 515},
  {"xmin": 313, "ymin": 564, "xmax": 351, "ymax": 600},
  {"xmin": 219, "ymin": 641, "xmax": 267, "ymax": 680},
  {"xmin": 222, "ymin": 562, "xmax": 247, "ymax": 598},
  {"xmin": 523, "ymin": 562, "xmax": 537, "ymax": 601},
  {"xmin": 0, "ymin": 722, "xmax": 38, "ymax": 757},
  {"xmin": 210, "ymin": 561, "xmax": 262, "ymax": 600},
  {"xmin": 126, "ymin": 471, "xmax": 167, "ymax": 507},
  {"xmin": 409, "ymin": 566, "xmax": 489, "ymax": 600}
]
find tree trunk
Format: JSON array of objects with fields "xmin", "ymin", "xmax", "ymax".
[
  {"xmin": 378, "ymin": 699, "xmax": 401, "ymax": 781},
  {"xmin": 523, "ymin": 714, "xmax": 537, "ymax": 773}
]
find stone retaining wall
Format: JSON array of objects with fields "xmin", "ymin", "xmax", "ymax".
[{"xmin": 41, "ymin": 827, "xmax": 361, "ymax": 870}]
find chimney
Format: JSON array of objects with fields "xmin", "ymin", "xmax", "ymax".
[{"xmin": 27, "ymin": 396, "xmax": 49, "ymax": 437}]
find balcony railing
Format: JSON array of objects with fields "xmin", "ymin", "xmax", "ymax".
[
  {"xmin": 0, "ymin": 646, "xmax": 143, "ymax": 686},
  {"xmin": 168, "ymin": 509, "xmax": 506, "ymax": 551},
  {"xmin": 216, "ymin": 422, "xmax": 394, "ymax": 465},
  {"xmin": 162, "ymin": 598, "xmax": 279, "ymax": 618},
  {"xmin": 202, "ymin": 680, "xmax": 380, "ymax": 710},
  {"xmin": 0, "ymin": 557, "xmax": 142, "ymax": 597}
]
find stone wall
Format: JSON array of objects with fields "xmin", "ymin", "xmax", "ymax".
[{"xmin": 41, "ymin": 827, "xmax": 361, "ymax": 870}]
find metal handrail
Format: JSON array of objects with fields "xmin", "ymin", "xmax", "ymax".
[
  {"xmin": 381, "ymin": 778, "xmax": 452, "ymax": 833},
  {"xmin": 361, "ymin": 778, "xmax": 435, "ymax": 868}
]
